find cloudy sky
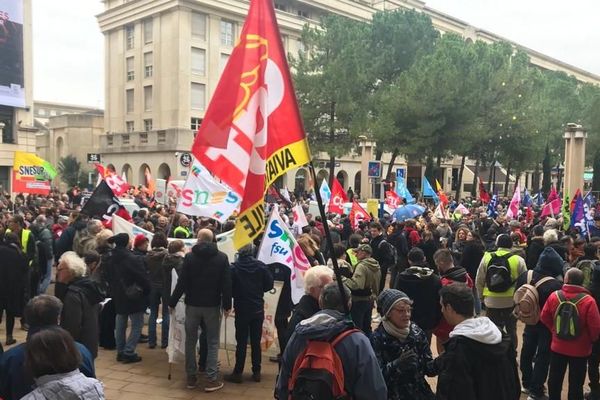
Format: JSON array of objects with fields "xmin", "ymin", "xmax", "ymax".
[{"xmin": 32, "ymin": 0, "xmax": 599, "ymax": 108}]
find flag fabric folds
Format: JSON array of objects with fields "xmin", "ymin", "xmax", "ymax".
[
  {"xmin": 81, "ymin": 180, "xmax": 132, "ymax": 228},
  {"xmin": 349, "ymin": 201, "xmax": 369, "ymax": 230},
  {"xmin": 190, "ymin": 0, "xmax": 311, "ymax": 249},
  {"xmin": 487, "ymin": 194, "xmax": 498, "ymax": 218},
  {"xmin": 562, "ymin": 192, "xmax": 571, "ymax": 231},
  {"xmin": 541, "ymin": 198, "xmax": 562, "ymax": 218},
  {"xmin": 396, "ymin": 174, "xmax": 414, "ymax": 204},
  {"xmin": 328, "ymin": 178, "xmax": 348, "ymax": 214},
  {"xmin": 12, "ymin": 151, "xmax": 57, "ymax": 195},
  {"xmin": 435, "ymin": 179, "xmax": 448, "ymax": 205},
  {"xmin": 506, "ymin": 185, "xmax": 521, "ymax": 220},
  {"xmin": 522, "ymin": 188, "xmax": 532, "ymax": 207},
  {"xmin": 385, "ymin": 190, "xmax": 402, "ymax": 209},
  {"xmin": 478, "ymin": 178, "xmax": 491, "ymax": 204},
  {"xmin": 547, "ymin": 185, "xmax": 559, "ymax": 203},
  {"xmin": 13, "ymin": 151, "xmax": 57, "ymax": 179},
  {"xmin": 319, "ymin": 179, "xmax": 331, "ymax": 204},
  {"xmin": 292, "ymin": 204, "xmax": 308, "ymax": 228},
  {"xmin": 95, "ymin": 163, "xmax": 130, "ymax": 196},
  {"xmin": 422, "ymin": 178, "xmax": 439, "ymax": 204}
]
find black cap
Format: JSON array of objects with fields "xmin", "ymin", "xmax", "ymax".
[{"xmin": 107, "ymin": 232, "xmax": 129, "ymax": 247}]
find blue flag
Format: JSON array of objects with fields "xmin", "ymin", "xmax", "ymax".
[
  {"xmin": 396, "ymin": 175, "xmax": 415, "ymax": 204},
  {"xmin": 522, "ymin": 188, "xmax": 532, "ymax": 207},
  {"xmin": 487, "ymin": 194, "xmax": 498, "ymax": 218},
  {"xmin": 422, "ymin": 177, "xmax": 439, "ymax": 204},
  {"xmin": 536, "ymin": 190, "xmax": 544, "ymax": 207}
]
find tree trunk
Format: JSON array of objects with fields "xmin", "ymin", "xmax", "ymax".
[
  {"xmin": 487, "ymin": 159, "xmax": 494, "ymax": 192},
  {"xmin": 385, "ymin": 148, "xmax": 399, "ymax": 183},
  {"xmin": 504, "ymin": 161, "xmax": 512, "ymax": 197},
  {"xmin": 436, "ymin": 153, "xmax": 443, "ymax": 183},
  {"xmin": 328, "ymin": 102, "xmax": 336, "ymax": 187},
  {"xmin": 593, "ymin": 150, "xmax": 600, "ymax": 192},
  {"xmin": 542, "ymin": 144, "xmax": 552, "ymax": 195},
  {"xmin": 471, "ymin": 157, "xmax": 480, "ymax": 197},
  {"xmin": 532, "ymin": 163, "xmax": 540, "ymax": 192},
  {"xmin": 455, "ymin": 154, "xmax": 466, "ymax": 200},
  {"xmin": 424, "ymin": 156, "xmax": 435, "ymax": 185}
]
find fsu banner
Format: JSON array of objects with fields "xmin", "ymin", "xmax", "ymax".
[{"xmin": 191, "ymin": 0, "xmax": 311, "ymax": 249}]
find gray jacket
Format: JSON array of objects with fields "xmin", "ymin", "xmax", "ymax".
[{"xmin": 20, "ymin": 370, "xmax": 104, "ymax": 400}]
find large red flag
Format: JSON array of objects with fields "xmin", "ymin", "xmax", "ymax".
[
  {"xmin": 547, "ymin": 185, "xmax": 559, "ymax": 203},
  {"xmin": 349, "ymin": 201, "xmax": 369, "ymax": 229},
  {"xmin": 478, "ymin": 178, "xmax": 490, "ymax": 204},
  {"xmin": 190, "ymin": 0, "xmax": 311, "ymax": 248},
  {"xmin": 328, "ymin": 179, "xmax": 348, "ymax": 214},
  {"xmin": 385, "ymin": 190, "xmax": 402, "ymax": 209}
]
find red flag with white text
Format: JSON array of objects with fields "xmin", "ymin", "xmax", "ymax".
[
  {"xmin": 385, "ymin": 190, "xmax": 402, "ymax": 209},
  {"xmin": 349, "ymin": 201, "xmax": 369, "ymax": 230},
  {"xmin": 190, "ymin": 0, "xmax": 311, "ymax": 249},
  {"xmin": 328, "ymin": 179, "xmax": 348, "ymax": 214}
]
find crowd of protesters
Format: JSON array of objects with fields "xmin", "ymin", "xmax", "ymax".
[{"xmin": 2, "ymin": 187, "xmax": 600, "ymax": 399}]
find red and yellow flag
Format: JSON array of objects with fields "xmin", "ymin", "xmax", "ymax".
[{"xmin": 191, "ymin": 0, "xmax": 311, "ymax": 249}]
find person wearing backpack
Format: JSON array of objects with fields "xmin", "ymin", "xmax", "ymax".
[
  {"xmin": 514, "ymin": 246, "xmax": 564, "ymax": 400},
  {"xmin": 370, "ymin": 289, "xmax": 436, "ymax": 400},
  {"xmin": 574, "ymin": 244, "xmax": 599, "ymax": 289},
  {"xmin": 370, "ymin": 222, "xmax": 396, "ymax": 291},
  {"xmin": 275, "ymin": 282, "xmax": 387, "ymax": 400},
  {"xmin": 586, "ymin": 265, "xmax": 600, "ymax": 400},
  {"xmin": 540, "ymin": 268, "xmax": 600, "ymax": 400},
  {"xmin": 475, "ymin": 234, "xmax": 526, "ymax": 350}
]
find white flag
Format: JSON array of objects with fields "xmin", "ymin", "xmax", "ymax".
[
  {"xmin": 292, "ymin": 204, "xmax": 308, "ymax": 228},
  {"xmin": 434, "ymin": 203, "xmax": 446, "ymax": 219},
  {"xmin": 319, "ymin": 179, "xmax": 331, "ymax": 204},
  {"xmin": 176, "ymin": 160, "xmax": 241, "ymax": 223},
  {"xmin": 257, "ymin": 206, "xmax": 312, "ymax": 304},
  {"xmin": 455, "ymin": 203, "xmax": 470, "ymax": 215},
  {"xmin": 280, "ymin": 187, "xmax": 291, "ymax": 203}
]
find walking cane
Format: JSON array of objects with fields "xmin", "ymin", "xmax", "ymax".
[{"xmin": 224, "ymin": 311, "xmax": 231, "ymax": 366}]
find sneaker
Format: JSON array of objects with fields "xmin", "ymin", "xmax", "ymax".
[
  {"xmin": 122, "ymin": 354, "xmax": 142, "ymax": 364},
  {"xmin": 252, "ymin": 372, "xmax": 261, "ymax": 382},
  {"xmin": 204, "ymin": 380, "xmax": 224, "ymax": 393},
  {"xmin": 116, "ymin": 352, "xmax": 125, "ymax": 362},
  {"xmin": 224, "ymin": 373, "xmax": 243, "ymax": 384},
  {"xmin": 186, "ymin": 376, "xmax": 198, "ymax": 389}
]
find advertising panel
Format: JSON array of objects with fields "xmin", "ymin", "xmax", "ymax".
[{"xmin": 0, "ymin": 0, "xmax": 25, "ymax": 108}]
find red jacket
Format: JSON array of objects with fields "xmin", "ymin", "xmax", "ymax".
[{"xmin": 540, "ymin": 284, "xmax": 600, "ymax": 357}]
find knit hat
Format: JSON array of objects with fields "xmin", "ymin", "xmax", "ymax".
[
  {"xmin": 133, "ymin": 233, "xmax": 149, "ymax": 248},
  {"xmin": 545, "ymin": 218, "xmax": 559, "ymax": 229},
  {"xmin": 377, "ymin": 289, "xmax": 412, "ymax": 317},
  {"xmin": 107, "ymin": 232, "xmax": 129, "ymax": 248},
  {"xmin": 356, "ymin": 244, "xmax": 372, "ymax": 254}
]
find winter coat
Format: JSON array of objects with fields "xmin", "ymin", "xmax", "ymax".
[
  {"xmin": 418, "ymin": 239, "xmax": 438, "ymax": 274},
  {"xmin": 30, "ymin": 223, "xmax": 53, "ymax": 262},
  {"xmin": 103, "ymin": 247, "xmax": 150, "ymax": 315},
  {"xmin": 276, "ymin": 310, "xmax": 387, "ymax": 400},
  {"xmin": 169, "ymin": 242, "xmax": 232, "ymax": 310},
  {"xmin": 540, "ymin": 284, "xmax": 600, "ymax": 357},
  {"xmin": 371, "ymin": 235, "xmax": 395, "ymax": 268},
  {"xmin": 434, "ymin": 267, "xmax": 473, "ymax": 341},
  {"xmin": 0, "ymin": 335, "xmax": 95, "ymax": 400},
  {"xmin": 526, "ymin": 237, "xmax": 545, "ymax": 270},
  {"xmin": 460, "ymin": 240, "xmax": 485, "ymax": 281},
  {"xmin": 161, "ymin": 252, "xmax": 184, "ymax": 295},
  {"xmin": 231, "ymin": 254, "xmax": 274, "ymax": 315},
  {"xmin": 146, "ymin": 247, "xmax": 168, "ymax": 290},
  {"xmin": 343, "ymin": 257, "xmax": 381, "ymax": 301},
  {"xmin": 54, "ymin": 220, "xmax": 87, "ymax": 260},
  {"xmin": 20, "ymin": 370, "xmax": 104, "ymax": 400},
  {"xmin": 370, "ymin": 322, "xmax": 435, "ymax": 400},
  {"xmin": 286, "ymin": 294, "xmax": 320, "ymax": 342},
  {"xmin": 56, "ymin": 277, "xmax": 105, "ymax": 358},
  {"xmin": 434, "ymin": 317, "xmax": 521, "ymax": 400},
  {"xmin": 0, "ymin": 243, "xmax": 28, "ymax": 316},
  {"xmin": 395, "ymin": 267, "xmax": 442, "ymax": 331}
]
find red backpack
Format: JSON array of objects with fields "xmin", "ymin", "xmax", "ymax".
[{"xmin": 288, "ymin": 328, "xmax": 361, "ymax": 400}]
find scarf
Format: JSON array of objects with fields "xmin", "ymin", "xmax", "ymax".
[{"xmin": 382, "ymin": 318, "xmax": 410, "ymax": 341}]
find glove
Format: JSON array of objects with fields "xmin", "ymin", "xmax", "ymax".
[{"xmin": 391, "ymin": 349, "xmax": 418, "ymax": 373}]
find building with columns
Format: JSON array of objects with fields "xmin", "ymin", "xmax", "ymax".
[{"xmin": 95, "ymin": 0, "xmax": 600, "ymax": 197}]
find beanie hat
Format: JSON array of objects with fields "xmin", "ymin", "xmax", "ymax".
[
  {"xmin": 133, "ymin": 233, "xmax": 149, "ymax": 248},
  {"xmin": 108, "ymin": 232, "xmax": 129, "ymax": 248},
  {"xmin": 377, "ymin": 289, "xmax": 412, "ymax": 317},
  {"xmin": 356, "ymin": 244, "xmax": 372, "ymax": 254}
]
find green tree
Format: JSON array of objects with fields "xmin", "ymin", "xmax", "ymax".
[{"xmin": 58, "ymin": 155, "xmax": 88, "ymax": 188}]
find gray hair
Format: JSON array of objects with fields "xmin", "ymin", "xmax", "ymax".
[
  {"xmin": 543, "ymin": 229, "xmax": 559, "ymax": 245},
  {"xmin": 87, "ymin": 219, "xmax": 103, "ymax": 235},
  {"xmin": 59, "ymin": 251, "xmax": 87, "ymax": 278},
  {"xmin": 24, "ymin": 295, "xmax": 63, "ymax": 328},
  {"xmin": 320, "ymin": 282, "xmax": 351, "ymax": 313},
  {"xmin": 303, "ymin": 265, "xmax": 334, "ymax": 293},
  {"xmin": 34, "ymin": 214, "xmax": 47, "ymax": 225}
]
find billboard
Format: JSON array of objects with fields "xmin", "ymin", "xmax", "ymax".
[{"xmin": 0, "ymin": 1, "xmax": 25, "ymax": 108}]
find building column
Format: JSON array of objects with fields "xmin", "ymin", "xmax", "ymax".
[
  {"xmin": 563, "ymin": 123, "xmax": 587, "ymax": 197},
  {"xmin": 359, "ymin": 138, "xmax": 376, "ymax": 200}
]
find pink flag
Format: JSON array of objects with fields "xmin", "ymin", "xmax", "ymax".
[
  {"xmin": 506, "ymin": 185, "xmax": 521, "ymax": 220},
  {"xmin": 541, "ymin": 198, "xmax": 562, "ymax": 217},
  {"xmin": 292, "ymin": 204, "xmax": 308, "ymax": 228},
  {"xmin": 547, "ymin": 185, "xmax": 559, "ymax": 203}
]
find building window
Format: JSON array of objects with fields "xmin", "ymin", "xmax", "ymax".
[
  {"xmin": 157, "ymin": 130, "xmax": 166, "ymax": 143},
  {"xmin": 191, "ymin": 47, "xmax": 206, "ymax": 75},
  {"xmin": 126, "ymin": 57, "xmax": 135, "ymax": 81},
  {"xmin": 297, "ymin": 9, "xmax": 309, "ymax": 18},
  {"xmin": 123, "ymin": 133, "xmax": 131, "ymax": 144},
  {"xmin": 126, "ymin": 122, "xmax": 134, "ymax": 132},
  {"xmin": 144, "ymin": 86, "xmax": 153, "ymax": 111},
  {"xmin": 144, "ymin": 119, "xmax": 153, "ymax": 131},
  {"xmin": 125, "ymin": 25, "xmax": 134, "ymax": 50},
  {"xmin": 126, "ymin": 89, "xmax": 134, "ymax": 113},
  {"xmin": 140, "ymin": 132, "xmax": 148, "ymax": 143},
  {"xmin": 274, "ymin": 3, "xmax": 286, "ymax": 11},
  {"xmin": 50, "ymin": 110, "xmax": 56, "ymax": 116},
  {"xmin": 143, "ymin": 18, "xmax": 153, "ymax": 44},
  {"xmin": 144, "ymin": 52, "xmax": 153, "ymax": 78},
  {"xmin": 191, "ymin": 117, "xmax": 203, "ymax": 131},
  {"xmin": 192, "ymin": 12, "xmax": 206, "ymax": 40},
  {"xmin": 220, "ymin": 20, "xmax": 234, "ymax": 47},
  {"xmin": 220, "ymin": 53, "xmax": 229, "ymax": 74},
  {"xmin": 38, "ymin": 109, "xmax": 46, "ymax": 116},
  {"xmin": 107, "ymin": 135, "xmax": 113, "ymax": 146},
  {"xmin": 191, "ymin": 83, "xmax": 206, "ymax": 110}
]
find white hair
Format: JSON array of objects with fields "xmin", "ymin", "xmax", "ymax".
[
  {"xmin": 303, "ymin": 265, "xmax": 334, "ymax": 293},
  {"xmin": 59, "ymin": 251, "xmax": 87, "ymax": 278},
  {"xmin": 543, "ymin": 229, "xmax": 559, "ymax": 245}
]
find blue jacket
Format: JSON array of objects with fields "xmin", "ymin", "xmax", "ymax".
[
  {"xmin": 231, "ymin": 255, "xmax": 274, "ymax": 315},
  {"xmin": 0, "ymin": 337, "xmax": 95, "ymax": 400},
  {"xmin": 275, "ymin": 309, "xmax": 387, "ymax": 400}
]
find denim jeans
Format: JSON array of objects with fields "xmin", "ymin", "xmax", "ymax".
[
  {"xmin": 38, "ymin": 258, "xmax": 53, "ymax": 294},
  {"xmin": 520, "ymin": 324, "xmax": 551, "ymax": 396},
  {"xmin": 148, "ymin": 287, "xmax": 170, "ymax": 347},
  {"xmin": 548, "ymin": 351, "xmax": 587, "ymax": 400},
  {"xmin": 185, "ymin": 305, "xmax": 221, "ymax": 381},
  {"xmin": 486, "ymin": 306, "xmax": 517, "ymax": 350},
  {"xmin": 351, "ymin": 300, "xmax": 373, "ymax": 335},
  {"xmin": 115, "ymin": 312, "xmax": 144, "ymax": 356},
  {"xmin": 234, "ymin": 313, "xmax": 264, "ymax": 374}
]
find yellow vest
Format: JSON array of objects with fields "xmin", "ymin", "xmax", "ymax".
[
  {"xmin": 346, "ymin": 249, "xmax": 358, "ymax": 267},
  {"xmin": 482, "ymin": 248, "xmax": 520, "ymax": 298}
]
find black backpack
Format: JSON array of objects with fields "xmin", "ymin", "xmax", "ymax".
[
  {"xmin": 554, "ymin": 291, "xmax": 588, "ymax": 340},
  {"xmin": 485, "ymin": 253, "xmax": 513, "ymax": 292}
]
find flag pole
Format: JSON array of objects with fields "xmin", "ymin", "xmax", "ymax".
[{"xmin": 308, "ymin": 162, "xmax": 350, "ymax": 316}]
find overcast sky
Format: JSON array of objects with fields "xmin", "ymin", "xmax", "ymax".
[{"xmin": 32, "ymin": 0, "xmax": 599, "ymax": 108}]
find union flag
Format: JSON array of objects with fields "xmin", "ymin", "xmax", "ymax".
[{"xmin": 191, "ymin": 0, "xmax": 311, "ymax": 249}]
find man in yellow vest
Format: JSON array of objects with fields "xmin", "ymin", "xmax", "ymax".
[
  {"xmin": 7, "ymin": 214, "xmax": 39, "ymax": 304},
  {"xmin": 173, "ymin": 216, "xmax": 193, "ymax": 239},
  {"xmin": 475, "ymin": 233, "xmax": 526, "ymax": 350}
]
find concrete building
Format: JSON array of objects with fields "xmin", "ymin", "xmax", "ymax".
[
  {"xmin": 0, "ymin": 0, "xmax": 37, "ymax": 192},
  {"xmin": 96, "ymin": 0, "xmax": 600, "ymax": 197}
]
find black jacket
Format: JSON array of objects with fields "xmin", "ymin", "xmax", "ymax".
[
  {"xmin": 286, "ymin": 294, "xmax": 320, "ymax": 342},
  {"xmin": 104, "ymin": 247, "xmax": 151, "ymax": 315},
  {"xmin": 169, "ymin": 242, "xmax": 232, "ymax": 310},
  {"xmin": 162, "ymin": 253, "xmax": 184, "ymax": 295},
  {"xmin": 0, "ymin": 244, "xmax": 28, "ymax": 316},
  {"xmin": 56, "ymin": 277, "xmax": 105, "ymax": 358},
  {"xmin": 395, "ymin": 267, "xmax": 442, "ymax": 331},
  {"xmin": 146, "ymin": 247, "xmax": 168, "ymax": 289},
  {"xmin": 231, "ymin": 254, "xmax": 274, "ymax": 315},
  {"xmin": 435, "ymin": 333, "xmax": 520, "ymax": 400},
  {"xmin": 525, "ymin": 237, "xmax": 545, "ymax": 270},
  {"xmin": 460, "ymin": 240, "xmax": 485, "ymax": 281},
  {"xmin": 371, "ymin": 234, "xmax": 395, "ymax": 268}
]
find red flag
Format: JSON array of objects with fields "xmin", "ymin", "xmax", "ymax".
[
  {"xmin": 328, "ymin": 179, "xmax": 348, "ymax": 214},
  {"xmin": 385, "ymin": 190, "xmax": 402, "ymax": 209},
  {"xmin": 570, "ymin": 188, "xmax": 581, "ymax": 213},
  {"xmin": 541, "ymin": 198, "xmax": 562, "ymax": 217},
  {"xmin": 95, "ymin": 163, "xmax": 130, "ymax": 196},
  {"xmin": 94, "ymin": 163, "xmax": 107, "ymax": 178},
  {"xmin": 526, "ymin": 207, "xmax": 534, "ymax": 223},
  {"xmin": 547, "ymin": 185, "xmax": 559, "ymax": 203},
  {"xmin": 478, "ymin": 178, "xmax": 490, "ymax": 204},
  {"xmin": 349, "ymin": 201, "xmax": 369, "ymax": 229},
  {"xmin": 190, "ymin": 0, "xmax": 311, "ymax": 249},
  {"xmin": 81, "ymin": 180, "xmax": 132, "ymax": 228}
]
